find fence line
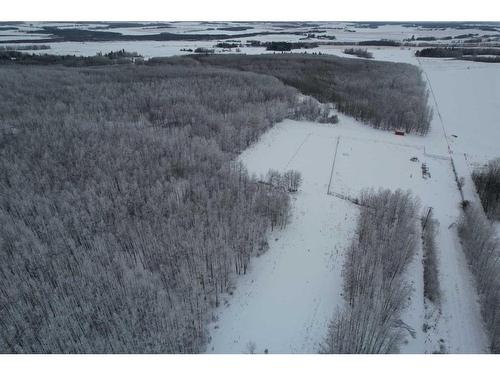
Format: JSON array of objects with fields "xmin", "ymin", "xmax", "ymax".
[{"xmin": 327, "ymin": 136, "xmax": 341, "ymax": 195}]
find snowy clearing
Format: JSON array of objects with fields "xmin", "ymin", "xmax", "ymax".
[
  {"xmin": 207, "ymin": 105, "xmax": 490, "ymax": 353},
  {"xmin": 206, "ymin": 120, "xmax": 356, "ymax": 353}
]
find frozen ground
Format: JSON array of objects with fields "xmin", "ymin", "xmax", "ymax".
[
  {"xmin": 207, "ymin": 50, "xmax": 499, "ymax": 353},
  {"xmin": 2, "ymin": 21, "xmax": 499, "ymax": 58},
  {"xmin": 418, "ymin": 58, "xmax": 500, "ymax": 166},
  {"xmin": 206, "ymin": 114, "xmax": 489, "ymax": 353},
  {"xmin": 206, "ymin": 120, "xmax": 356, "ymax": 354}
]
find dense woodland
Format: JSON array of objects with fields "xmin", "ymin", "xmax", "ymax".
[
  {"xmin": 472, "ymin": 158, "xmax": 500, "ymax": 220},
  {"xmin": 321, "ymin": 190, "xmax": 420, "ymax": 353},
  {"xmin": 264, "ymin": 41, "xmax": 319, "ymax": 51},
  {"xmin": 0, "ymin": 44, "xmax": 51, "ymax": 51},
  {"xmin": 416, "ymin": 47, "xmax": 500, "ymax": 58},
  {"xmin": 458, "ymin": 205, "xmax": 500, "ymax": 353},
  {"xmin": 416, "ymin": 47, "xmax": 500, "ymax": 63},
  {"xmin": 0, "ymin": 62, "xmax": 317, "ymax": 353},
  {"xmin": 1, "ymin": 52, "xmax": 433, "ymax": 134},
  {"xmin": 192, "ymin": 54, "xmax": 432, "ymax": 134}
]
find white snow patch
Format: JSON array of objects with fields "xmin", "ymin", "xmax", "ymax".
[{"xmin": 208, "ymin": 99, "xmax": 492, "ymax": 352}]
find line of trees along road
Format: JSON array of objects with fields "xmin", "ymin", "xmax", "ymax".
[
  {"xmin": 0, "ymin": 63, "xmax": 315, "ymax": 353},
  {"xmin": 321, "ymin": 189, "xmax": 420, "ymax": 353},
  {"xmin": 472, "ymin": 158, "xmax": 500, "ymax": 220},
  {"xmin": 458, "ymin": 205, "xmax": 500, "ymax": 353}
]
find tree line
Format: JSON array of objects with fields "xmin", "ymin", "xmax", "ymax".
[
  {"xmin": 421, "ymin": 210, "xmax": 440, "ymax": 305},
  {"xmin": 416, "ymin": 47, "xmax": 500, "ymax": 63},
  {"xmin": 321, "ymin": 189, "xmax": 420, "ymax": 353},
  {"xmin": 192, "ymin": 53, "xmax": 433, "ymax": 134},
  {"xmin": 458, "ymin": 204, "xmax": 500, "ymax": 353},
  {"xmin": 0, "ymin": 50, "xmax": 142, "ymax": 66},
  {"xmin": 0, "ymin": 62, "xmax": 314, "ymax": 353},
  {"xmin": 1, "ymin": 51, "xmax": 434, "ymax": 134}
]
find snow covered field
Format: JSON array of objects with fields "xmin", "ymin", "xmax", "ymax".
[
  {"xmin": 2, "ymin": 21, "xmax": 499, "ymax": 59},
  {"xmin": 419, "ymin": 58, "xmax": 500, "ymax": 166},
  {"xmin": 206, "ymin": 109, "xmax": 491, "ymax": 353}
]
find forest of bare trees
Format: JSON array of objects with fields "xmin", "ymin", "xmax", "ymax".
[
  {"xmin": 191, "ymin": 54, "xmax": 433, "ymax": 134},
  {"xmin": 472, "ymin": 158, "xmax": 500, "ymax": 220},
  {"xmin": 458, "ymin": 205, "xmax": 500, "ymax": 353},
  {"xmin": 321, "ymin": 189, "xmax": 420, "ymax": 353},
  {"xmin": 0, "ymin": 62, "xmax": 317, "ymax": 353}
]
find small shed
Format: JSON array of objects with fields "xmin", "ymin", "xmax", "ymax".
[{"xmin": 394, "ymin": 129, "xmax": 405, "ymax": 136}]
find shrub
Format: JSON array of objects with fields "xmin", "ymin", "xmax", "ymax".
[
  {"xmin": 421, "ymin": 210, "xmax": 440, "ymax": 304},
  {"xmin": 322, "ymin": 189, "xmax": 420, "ymax": 353},
  {"xmin": 458, "ymin": 205, "xmax": 500, "ymax": 353},
  {"xmin": 472, "ymin": 158, "xmax": 500, "ymax": 220},
  {"xmin": 343, "ymin": 48, "xmax": 373, "ymax": 59},
  {"xmin": 0, "ymin": 63, "xmax": 298, "ymax": 353}
]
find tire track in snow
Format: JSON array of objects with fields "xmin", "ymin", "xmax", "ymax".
[{"xmin": 284, "ymin": 132, "xmax": 312, "ymax": 169}]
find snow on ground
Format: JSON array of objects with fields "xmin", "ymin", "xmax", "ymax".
[
  {"xmin": 207, "ymin": 53, "xmax": 499, "ymax": 352},
  {"xmin": 3, "ymin": 21, "xmax": 497, "ymax": 352},
  {"xmin": 332, "ymin": 136, "xmax": 424, "ymax": 197},
  {"xmin": 206, "ymin": 105, "xmax": 491, "ymax": 353},
  {"xmin": 421, "ymin": 155, "xmax": 489, "ymax": 353},
  {"xmin": 418, "ymin": 58, "xmax": 500, "ymax": 166},
  {"xmin": 206, "ymin": 121, "xmax": 356, "ymax": 354},
  {"xmin": 16, "ymin": 40, "xmax": 220, "ymax": 58},
  {"xmin": 414, "ymin": 57, "xmax": 497, "ymax": 353},
  {"xmin": 3, "ymin": 22, "xmax": 499, "ymax": 44}
]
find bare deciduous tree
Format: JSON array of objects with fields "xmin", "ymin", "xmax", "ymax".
[
  {"xmin": 0, "ymin": 63, "xmax": 305, "ymax": 353},
  {"xmin": 458, "ymin": 204, "xmax": 500, "ymax": 353},
  {"xmin": 322, "ymin": 189, "xmax": 419, "ymax": 354}
]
